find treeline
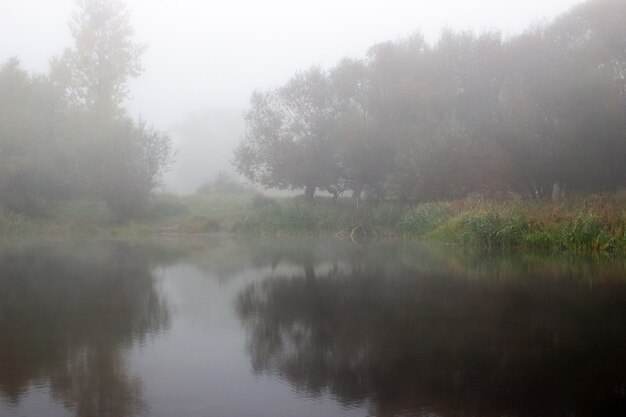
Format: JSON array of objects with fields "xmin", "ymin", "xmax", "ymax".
[
  {"xmin": 0, "ymin": 0, "xmax": 171, "ymax": 221},
  {"xmin": 235, "ymin": 0, "xmax": 626, "ymax": 202}
]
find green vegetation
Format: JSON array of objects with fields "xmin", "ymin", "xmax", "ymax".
[
  {"xmin": 5, "ymin": 188, "xmax": 624, "ymax": 255},
  {"xmin": 400, "ymin": 195, "xmax": 626, "ymax": 253},
  {"xmin": 1, "ymin": 0, "xmax": 624, "ymax": 257},
  {"xmin": 203, "ymin": 191, "xmax": 626, "ymax": 254}
]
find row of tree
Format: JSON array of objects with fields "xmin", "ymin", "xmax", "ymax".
[
  {"xmin": 0, "ymin": 0, "xmax": 172, "ymax": 220},
  {"xmin": 235, "ymin": 0, "xmax": 626, "ymax": 202}
]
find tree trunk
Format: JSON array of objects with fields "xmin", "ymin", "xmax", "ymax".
[{"xmin": 304, "ymin": 184, "xmax": 316, "ymax": 203}]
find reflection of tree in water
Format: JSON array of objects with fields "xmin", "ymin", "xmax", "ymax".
[
  {"xmin": 237, "ymin": 251, "xmax": 626, "ymax": 417},
  {"xmin": 0, "ymin": 241, "xmax": 173, "ymax": 417},
  {"xmin": 186, "ymin": 237, "xmax": 351, "ymax": 282}
]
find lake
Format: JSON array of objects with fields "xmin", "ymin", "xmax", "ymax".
[{"xmin": 0, "ymin": 237, "xmax": 625, "ymax": 417}]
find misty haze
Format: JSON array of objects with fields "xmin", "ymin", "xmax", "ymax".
[{"xmin": 1, "ymin": 0, "xmax": 626, "ymax": 416}]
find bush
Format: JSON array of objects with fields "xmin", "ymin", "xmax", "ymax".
[
  {"xmin": 397, "ymin": 203, "xmax": 450, "ymax": 235},
  {"xmin": 560, "ymin": 211, "xmax": 616, "ymax": 252},
  {"xmin": 369, "ymin": 202, "xmax": 408, "ymax": 228},
  {"xmin": 495, "ymin": 215, "xmax": 530, "ymax": 247},
  {"xmin": 147, "ymin": 195, "xmax": 190, "ymax": 219},
  {"xmin": 240, "ymin": 199, "xmax": 351, "ymax": 235},
  {"xmin": 458, "ymin": 211, "xmax": 529, "ymax": 248},
  {"xmin": 91, "ymin": 119, "xmax": 173, "ymax": 222},
  {"xmin": 249, "ymin": 193, "xmax": 278, "ymax": 210},
  {"xmin": 523, "ymin": 230, "xmax": 558, "ymax": 249}
]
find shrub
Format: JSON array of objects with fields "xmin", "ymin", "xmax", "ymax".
[
  {"xmin": 460, "ymin": 211, "xmax": 529, "ymax": 248},
  {"xmin": 561, "ymin": 211, "xmax": 602, "ymax": 251},
  {"xmin": 523, "ymin": 230, "xmax": 558, "ymax": 249},
  {"xmin": 397, "ymin": 203, "xmax": 450, "ymax": 236},
  {"xmin": 249, "ymin": 193, "xmax": 278, "ymax": 210},
  {"xmin": 147, "ymin": 195, "xmax": 190, "ymax": 219},
  {"xmin": 369, "ymin": 202, "xmax": 408, "ymax": 228},
  {"xmin": 240, "ymin": 199, "xmax": 351, "ymax": 235}
]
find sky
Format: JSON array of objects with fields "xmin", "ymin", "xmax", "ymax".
[{"xmin": 1, "ymin": 0, "xmax": 585, "ymax": 127}]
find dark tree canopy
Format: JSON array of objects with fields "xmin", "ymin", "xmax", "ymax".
[
  {"xmin": 235, "ymin": 0, "xmax": 626, "ymax": 202},
  {"xmin": 235, "ymin": 67, "xmax": 341, "ymax": 201}
]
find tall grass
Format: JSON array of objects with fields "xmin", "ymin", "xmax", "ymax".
[
  {"xmin": 395, "ymin": 194, "xmax": 626, "ymax": 253},
  {"xmin": 153, "ymin": 191, "xmax": 626, "ymax": 253},
  {"xmin": 397, "ymin": 203, "xmax": 451, "ymax": 236},
  {"xmin": 238, "ymin": 198, "xmax": 354, "ymax": 235},
  {"xmin": 2, "ymin": 189, "xmax": 625, "ymax": 254}
]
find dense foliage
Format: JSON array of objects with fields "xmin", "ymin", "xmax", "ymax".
[
  {"xmin": 235, "ymin": 0, "xmax": 626, "ymax": 201},
  {"xmin": 0, "ymin": 0, "xmax": 171, "ymax": 221}
]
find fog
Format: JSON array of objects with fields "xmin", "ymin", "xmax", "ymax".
[
  {"xmin": 1, "ymin": 0, "xmax": 584, "ymax": 193},
  {"xmin": 3, "ymin": 3, "xmax": 626, "ymax": 415}
]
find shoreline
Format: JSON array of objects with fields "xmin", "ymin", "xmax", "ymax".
[{"xmin": 1, "ymin": 192, "xmax": 624, "ymax": 255}]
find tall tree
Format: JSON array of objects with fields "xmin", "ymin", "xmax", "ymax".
[
  {"xmin": 237, "ymin": 0, "xmax": 626, "ymax": 201},
  {"xmin": 331, "ymin": 58, "xmax": 394, "ymax": 200},
  {"xmin": 51, "ymin": 0, "xmax": 145, "ymax": 118},
  {"xmin": 235, "ymin": 67, "xmax": 341, "ymax": 201}
]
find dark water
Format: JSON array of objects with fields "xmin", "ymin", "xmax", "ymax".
[{"xmin": 1, "ymin": 238, "xmax": 625, "ymax": 417}]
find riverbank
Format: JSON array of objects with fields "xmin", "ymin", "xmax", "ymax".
[
  {"xmin": 1, "ymin": 192, "xmax": 625, "ymax": 254},
  {"xmin": 234, "ymin": 193, "xmax": 626, "ymax": 253}
]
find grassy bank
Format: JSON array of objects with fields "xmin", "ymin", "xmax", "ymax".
[
  {"xmin": 232, "ymin": 193, "xmax": 626, "ymax": 253},
  {"xmin": 396, "ymin": 195, "xmax": 626, "ymax": 253},
  {"xmin": 151, "ymin": 192, "xmax": 626, "ymax": 254},
  {"xmin": 2, "ymin": 191, "xmax": 625, "ymax": 254}
]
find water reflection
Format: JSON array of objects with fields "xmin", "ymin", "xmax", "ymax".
[
  {"xmin": 237, "ymin": 243, "xmax": 626, "ymax": 417},
  {"xmin": 0, "ymin": 241, "xmax": 173, "ymax": 417},
  {"xmin": 2, "ymin": 238, "xmax": 626, "ymax": 417}
]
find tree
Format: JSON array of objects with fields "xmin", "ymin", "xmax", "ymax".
[
  {"xmin": 0, "ymin": 1, "xmax": 171, "ymax": 222},
  {"xmin": 49, "ymin": 0, "xmax": 172, "ymax": 220},
  {"xmin": 89, "ymin": 119, "xmax": 173, "ymax": 220},
  {"xmin": 331, "ymin": 58, "xmax": 394, "ymax": 200},
  {"xmin": 51, "ymin": 0, "xmax": 145, "ymax": 118},
  {"xmin": 235, "ymin": 67, "xmax": 341, "ymax": 202},
  {"xmin": 365, "ymin": 32, "xmax": 507, "ymax": 201},
  {"xmin": 238, "ymin": 0, "xmax": 626, "ymax": 202},
  {"xmin": 0, "ymin": 59, "xmax": 75, "ymax": 214},
  {"xmin": 548, "ymin": 0, "xmax": 626, "ymax": 192},
  {"xmin": 499, "ymin": 1, "xmax": 626, "ymax": 197}
]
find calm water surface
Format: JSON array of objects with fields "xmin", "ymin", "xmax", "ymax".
[{"xmin": 0, "ymin": 237, "xmax": 625, "ymax": 417}]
